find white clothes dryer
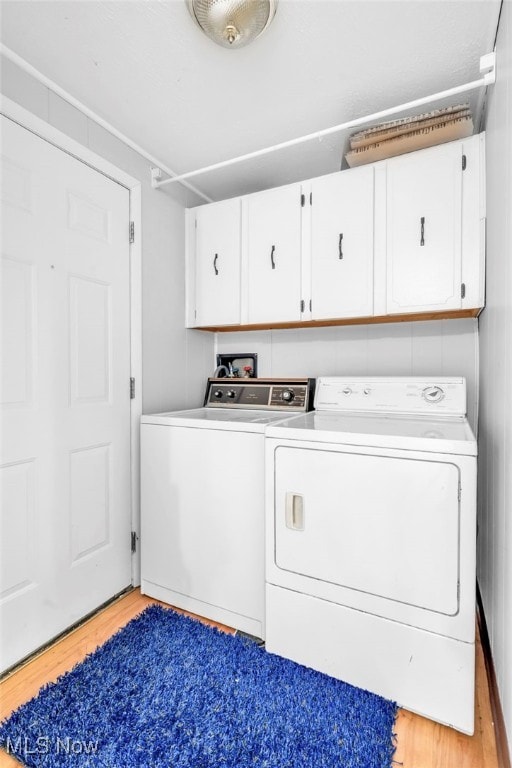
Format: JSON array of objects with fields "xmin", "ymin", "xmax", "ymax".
[{"xmin": 265, "ymin": 377, "xmax": 477, "ymax": 734}]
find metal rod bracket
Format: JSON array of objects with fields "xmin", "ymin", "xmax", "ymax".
[
  {"xmin": 480, "ymin": 51, "xmax": 496, "ymax": 86},
  {"xmin": 150, "ymin": 167, "xmax": 163, "ymax": 188}
]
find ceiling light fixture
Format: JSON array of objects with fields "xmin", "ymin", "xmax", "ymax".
[{"xmin": 186, "ymin": 0, "xmax": 278, "ymax": 49}]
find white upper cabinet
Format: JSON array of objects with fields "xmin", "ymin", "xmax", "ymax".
[
  {"xmin": 186, "ymin": 134, "xmax": 485, "ymax": 329},
  {"xmin": 244, "ymin": 183, "xmax": 303, "ymax": 324},
  {"xmin": 386, "ymin": 141, "xmax": 463, "ymax": 313},
  {"xmin": 310, "ymin": 166, "xmax": 374, "ymax": 319},
  {"xmin": 193, "ymin": 197, "xmax": 241, "ymax": 327}
]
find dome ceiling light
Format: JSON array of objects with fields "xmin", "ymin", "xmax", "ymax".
[{"xmin": 186, "ymin": 0, "xmax": 278, "ymax": 49}]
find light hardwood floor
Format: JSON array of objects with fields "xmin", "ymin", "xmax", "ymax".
[{"xmin": 0, "ymin": 589, "xmax": 499, "ymax": 768}]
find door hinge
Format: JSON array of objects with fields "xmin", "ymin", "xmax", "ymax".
[
  {"xmin": 310, "ymin": 192, "xmax": 313, "ymax": 205},
  {"xmin": 461, "ymin": 283, "xmax": 466, "ymax": 299},
  {"xmin": 462, "ymin": 154, "xmax": 467, "ymax": 171},
  {"xmin": 300, "ymin": 299, "xmax": 305, "ymax": 313},
  {"xmin": 301, "ymin": 194, "xmax": 305, "ymax": 207},
  {"xmin": 458, "ymin": 482, "xmax": 462, "ymax": 502},
  {"xmin": 130, "ymin": 377, "xmax": 136, "ymax": 399},
  {"xmin": 129, "ymin": 221, "xmax": 135, "ymax": 244},
  {"xmin": 309, "ymin": 299, "xmax": 312, "ymax": 312},
  {"xmin": 131, "ymin": 531, "xmax": 137, "ymax": 553}
]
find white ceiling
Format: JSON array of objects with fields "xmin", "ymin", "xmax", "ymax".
[{"xmin": 0, "ymin": 0, "xmax": 501, "ymax": 203}]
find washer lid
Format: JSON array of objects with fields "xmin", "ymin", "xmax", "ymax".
[
  {"xmin": 141, "ymin": 407, "xmax": 299, "ymax": 433},
  {"xmin": 265, "ymin": 410, "xmax": 477, "ymax": 455}
]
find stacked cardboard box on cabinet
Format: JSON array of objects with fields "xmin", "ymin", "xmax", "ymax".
[{"xmin": 345, "ymin": 104, "xmax": 473, "ymax": 167}]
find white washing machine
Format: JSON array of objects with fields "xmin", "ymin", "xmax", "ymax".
[
  {"xmin": 265, "ymin": 377, "xmax": 477, "ymax": 734},
  {"xmin": 140, "ymin": 378, "xmax": 314, "ymax": 639}
]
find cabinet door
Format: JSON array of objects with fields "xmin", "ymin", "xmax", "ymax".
[
  {"xmin": 195, "ymin": 198, "xmax": 241, "ymax": 326},
  {"xmin": 387, "ymin": 142, "xmax": 463, "ymax": 313},
  {"xmin": 245, "ymin": 183, "xmax": 302, "ymax": 323},
  {"xmin": 310, "ymin": 167, "xmax": 374, "ymax": 319}
]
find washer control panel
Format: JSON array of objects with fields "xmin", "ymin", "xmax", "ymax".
[
  {"xmin": 315, "ymin": 377, "xmax": 466, "ymax": 416},
  {"xmin": 205, "ymin": 378, "xmax": 315, "ymax": 411}
]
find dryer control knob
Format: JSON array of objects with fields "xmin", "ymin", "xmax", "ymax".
[
  {"xmin": 363, "ymin": 388, "xmax": 371, "ymax": 395},
  {"xmin": 213, "ymin": 390, "xmax": 223, "ymax": 399},
  {"xmin": 226, "ymin": 389, "xmax": 236, "ymax": 399},
  {"xmin": 422, "ymin": 386, "xmax": 445, "ymax": 403},
  {"xmin": 342, "ymin": 387, "xmax": 352, "ymax": 396},
  {"xmin": 281, "ymin": 389, "xmax": 295, "ymax": 402}
]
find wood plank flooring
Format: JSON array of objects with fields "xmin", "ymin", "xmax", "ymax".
[{"xmin": 0, "ymin": 589, "xmax": 499, "ymax": 768}]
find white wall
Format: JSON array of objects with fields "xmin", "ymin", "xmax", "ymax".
[
  {"xmin": 217, "ymin": 318, "xmax": 480, "ymax": 430},
  {"xmin": 479, "ymin": 0, "xmax": 512, "ymax": 753},
  {"xmin": 0, "ymin": 54, "xmax": 215, "ymax": 414}
]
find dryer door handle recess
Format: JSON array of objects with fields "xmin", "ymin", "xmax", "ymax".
[{"xmin": 285, "ymin": 493, "xmax": 305, "ymax": 531}]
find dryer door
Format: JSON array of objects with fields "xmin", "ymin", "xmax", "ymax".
[{"xmin": 273, "ymin": 446, "xmax": 460, "ymax": 616}]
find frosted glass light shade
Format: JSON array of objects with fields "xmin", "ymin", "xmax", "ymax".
[{"xmin": 187, "ymin": 0, "xmax": 278, "ymax": 49}]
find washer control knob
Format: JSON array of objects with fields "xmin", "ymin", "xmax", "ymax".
[
  {"xmin": 363, "ymin": 388, "xmax": 371, "ymax": 395},
  {"xmin": 226, "ymin": 389, "xmax": 236, "ymax": 399},
  {"xmin": 213, "ymin": 389, "xmax": 223, "ymax": 399},
  {"xmin": 422, "ymin": 385, "xmax": 445, "ymax": 403},
  {"xmin": 281, "ymin": 389, "xmax": 295, "ymax": 402},
  {"xmin": 342, "ymin": 387, "xmax": 352, "ymax": 396}
]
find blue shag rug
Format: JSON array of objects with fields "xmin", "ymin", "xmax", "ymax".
[{"xmin": 1, "ymin": 605, "xmax": 397, "ymax": 767}]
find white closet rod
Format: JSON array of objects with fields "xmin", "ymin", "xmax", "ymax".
[
  {"xmin": 0, "ymin": 44, "xmax": 213, "ymax": 203},
  {"xmin": 153, "ymin": 51, "xmax": 496, "ymax": 190}
]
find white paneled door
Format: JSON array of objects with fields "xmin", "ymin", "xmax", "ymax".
[{"xmin": 0, "ymin": 116, "xmax": 132, "ymax": 672}]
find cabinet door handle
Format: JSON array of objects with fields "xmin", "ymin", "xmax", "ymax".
[
  {"xmin": 285, "ymin": 492, "xmax": 305, "ymax": 531},
  {"xmin": 270, "ymin": 244, "xmax": 276, "ymax": 270},
  {"xmin": 213, "ymin": 253, "xmax": 219, "ymax": 275},
  {"xmin": 420, "ymin": 217, "xmax": 425, "ymax": 247},
  {"xmin": 338, "ymin": 233, "xmax": 344, "ymax": 259}
]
